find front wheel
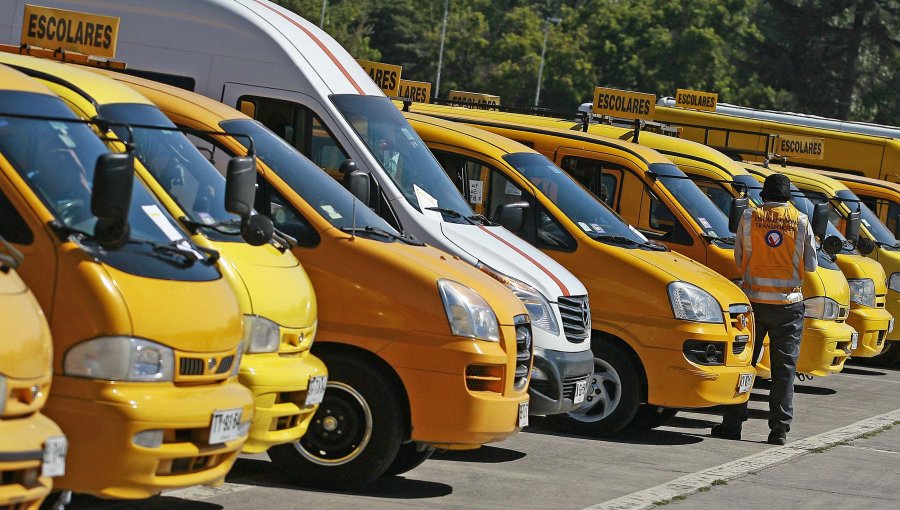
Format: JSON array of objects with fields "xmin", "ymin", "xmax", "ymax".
[
  {"xmin": 268, "ymin": 353, "xmax": 403, "ymax": 490},
  {"xmin": 629, "ymin": 405, "xmax": 678, "ymax": 430},
  {"xmin": 383, "ymin": 442, "xmax": 435, "ymax": 477},
  {"xmin": 548, "ymin": 342, "xmax": 641, "ymax": 435}
]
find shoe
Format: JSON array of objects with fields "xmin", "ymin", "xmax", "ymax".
[
  {"xmin": 767, "ymin": 428, "xmax": 787, "ymax": 445},
  {"xmin": 711, "ymin": 423, "xmax": 742, "ymax": 440}
]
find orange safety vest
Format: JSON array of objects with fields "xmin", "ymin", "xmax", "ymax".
[{"xmin": 740, "ymin": 204, "xmax": 806, "ymax": 304}]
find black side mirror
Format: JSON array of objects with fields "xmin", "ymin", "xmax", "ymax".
[
  {"xmin": 728, "ymin": 196, "xmax": 749, "ymax": 233},
  {"xmin": 812, "ymin": 202, "xmax": 829, "ymax": 240},
  {"xmin": 225, "ymin": 156, "xmax": 257, "ymax": 219},
  {"xmin": 845, "ymin": 210, "xmax": 862, "ymax": 245},
  {"xmin": 241, "ymin": 214, "xmax": 274, "ymax": 247},
  {"xmin": 857, "ymin": 237, "xmax": 876, "ymax": 255},
  {"xmin": 92, "ymin": 152, "xmax": 134, "ymax": 250},
  {"xmin": 347, "ymin": 170, "xmax": 373, "ymax": 207},
  {"xmin": 492, "ymin": 202, "xmax": 529, "ymax": 233},
  {"xmin": 822, "ymin": 235, "xmax": 843, "ymax": 256}
]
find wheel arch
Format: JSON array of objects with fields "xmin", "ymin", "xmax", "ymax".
[{"xmin": 591, "ymin": 329, "xmax": 648, "ymax": 403}]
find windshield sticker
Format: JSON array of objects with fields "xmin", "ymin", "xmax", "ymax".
[
  {"xmin": 862, "ymin": 218, "xmax": 871, "ymax": 227},
  {"xmin": 590, "ymin": 223, "xmax": 605, "ymax": 233},
  {"xmin": 142, "ymin": 205, "xmax": 185, "ymax": 242},
  {"xmin": 504, "ymin": 181, "xmax": 522, "ymax": 196},
  {"xmin": 698, "ymin": 217, "xmax": 713, "ymax": 229},
  {"xmin": 469, "ymin": 180, "xmax": 484, "ymax": 204},
  {"xmin": 321, "ymin": 204, "xmax": 343, "ymax": 220},
  {"xmin": 197, "ymin": 212, "xmax": 216, "ymax": 225},
  {"xmin": 414, "ymin": 184, "xmax": 443, "ymax": 220},
  {"xmin": 400, "ymin": 127, "xmax": 416, "ymax": 142},
  {"xmin": 578, "ymin": 221, "xmax": 592, "ymax": 232},
  {"xmin": 629, "ymin": 225, "xmax": 649, "ymax": 242}
]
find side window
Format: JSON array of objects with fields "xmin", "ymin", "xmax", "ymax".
[
  {"xmin": 186, "ymin": 134, "xmax": 230, "ymax": 176},
  {"xmin": 888, "ymin": 201, "xmax": 900, "ymax": 238},
  {"xmin": 254, "ymin": 178, "xmax": 320, "ymax": 248},
  {"xmin": 690, "ymin": 178, "xmax": 733, "ymax": 216},
  {"xmin": 535, "ymin": 208, "xmax": 576, "ymax": 251},
  {"xmin": 238, "ymin": 95, "xmax": 349, "ymax": 179},
  {"xmin": 0, "ymin": 188, "xmax": 33, "ymax": 245}
]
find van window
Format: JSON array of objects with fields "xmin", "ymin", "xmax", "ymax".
[
  {"xmin": 688, "ymin": 176, "xmax": 733, "ymax": 216},
  {"xmin": 560, "ymin": 156, "xmax": 619, "ymax": 207},
  {"xmin": 238, "ymin": 95, "xmax": 349, "ymax": 178},
  {"xmin": 0, "ymin": 188, "xmax": 32, "ymax": 245},
  {"xmin": 255, "ymin": 180, "xmax": 320, "ymax": 248}
]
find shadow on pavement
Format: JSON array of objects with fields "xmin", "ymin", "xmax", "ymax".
[
  {"xmin": 523, "ymin": 422, "xmax": 704, "ymax": 446},
  {"xmin": 431, "ymin": 445, "xmax": 526, "ymax": 463},
  {"xmin": 40, "ymin": 494, "xmax": 222, "ymax": 510},
  {"xmin": 841, "ymin": 366, "xmax": 887, "ymax": 376},
  {"xmin": 667, "ymin": 415, "xmax": 718, "ymax": 429},
  {"xmin": 793, "ymin": 384, "xmax": 837, "ymax": 395}
]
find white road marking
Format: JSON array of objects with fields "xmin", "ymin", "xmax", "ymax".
[
  {"xmin": 582, "ymin": 407, "xmax": 900, "ymax": 510},
  {"xmin": 841, "ymin": 444, "xmax": 900, "ymax": 456},
  {"xmin": 838, "ymin": 374, "xmax": 900, "ymax": 385}
]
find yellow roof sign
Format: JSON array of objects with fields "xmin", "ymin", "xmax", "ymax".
[
  {"xmin": 448, "ymin": 90, "xmax": 500, "ymax": 106},
  {"xmin": 357, "ymin": 59, "xmax": 402, "ymax": 96},
  {"xmin": 592, "ymin": 87, "xmax": 655, "ymax": 121},
  {"xmin": 21, "ymin": 4, "xmax": 120, "ymax": 59},
  {"xmin": 674, "ymin": 88, "xmax": 717, "ymax": 112},
  {"xmin": 778, "ymin": 134, "xmax": 825, "ymax": 160},
  {"xmin": 399, "ymin": 79, "xmax": 431, "ymax": 103}
]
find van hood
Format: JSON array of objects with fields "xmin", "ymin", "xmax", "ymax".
[
  {"xmin": 0, "ymin": 271, "xmax": 51, "ymax": 379},
  {"xmin": 439, "ymin": 222, "xmax": 586, "ymax": 300}
]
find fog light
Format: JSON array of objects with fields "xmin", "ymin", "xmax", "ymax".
[
  {"xmin": 238, "ymin": 421, "xmax": 251, "ymax": 437},
  {"xmin": 133, "ymin": 429, "xmax": 164, "ymax": 448}
]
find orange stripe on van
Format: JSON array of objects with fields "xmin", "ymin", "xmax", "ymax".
[
  {"xmin": 252, "ymin": 0, "xmax": 366, "ymax": 95},
  {"xmin": 477, "ymin": 225, "xmax": 570, "ymax": 297}
]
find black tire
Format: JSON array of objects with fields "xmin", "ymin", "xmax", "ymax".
[
  {"xmin": 863, "ymin": 341, "xmax": 900, "ymax": 367},
  {"xmin": 268, "ymin": 352, "xmax": 403, "ymax": 490},
  {"xmin": 548, "ymin": 341, "xmax": 641, "ymax": 435},
  {"xmin": 383, "ymin": 442, "xmax": 435, "ymax": 477},
  {"xmin": 629, "ymin": 405, "xmax": 678, "ymax": 430}
]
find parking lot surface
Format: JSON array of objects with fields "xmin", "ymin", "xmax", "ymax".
[{"xmin": 53, "ymin": 362, "xmax": 900, "ymax": 510}]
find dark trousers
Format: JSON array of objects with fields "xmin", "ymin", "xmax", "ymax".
[{"xmin": 723, "ymin": 301, "xmax": 804, "ymax": 431}]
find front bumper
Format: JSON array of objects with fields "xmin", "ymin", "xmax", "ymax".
[
  {"xmin": 0, "ymin": 413, "xmax": 63, "ymax": 509},
  {"xmin": 238, "ymin": 351, "xmax": 327, "ymax": 453},
  {"xmin": 847, "ymin": 307, "xmax": 893, "ymax": 358},
  {"xmin": 44, "ymin": 376, "xmax": 254, "ymax": 499},
  {"xmin": 758, "ymin": 318, "xmax": 855, "ymax": 378},
  {"xmin": 528, "ymin": 347, "xmax": 594, "ymax": 415}
]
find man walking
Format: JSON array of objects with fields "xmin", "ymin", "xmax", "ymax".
[{"xmin": 712, "ymin": 173, "xmax": 817, "ymax": 445}]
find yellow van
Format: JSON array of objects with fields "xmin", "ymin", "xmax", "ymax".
[
  {"xmin": 0, "ymin": 65, "xmax": 253, "ymax": 498},
  {"xmin": 807, "ymin": 170, "xmax": 900, "ymax": 366},
  {"xmin": 758, "ymin": 165, "xmax": 893, "ymax": 359},
  {"xmin": 404, "ymin": 112, "xmax": 756, "ymax": 432},
  {"xmin": 99, "ymin": 72, "xmax": 533, "ymax": 489},
  {"xmin": 0, "ymin": 52, "xmax": 327, "ymax": 455},
  {"xmin": 1, "ymin": 242, "xmax": 66, "ymax": 509}
]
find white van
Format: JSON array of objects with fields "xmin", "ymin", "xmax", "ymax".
[{"xmin": 0, "ymin": 0, "xmax": 593, "ymax": 417}]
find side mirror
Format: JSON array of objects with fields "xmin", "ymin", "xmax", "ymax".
[
  {"xmin": 347, "ymin": 170, "xmax": 374, "ymax": 208},
  {"xmin": 225, "ymin": 156, "xmax": 257, "ymax": 220},
  {"xmin": 822, "ymin": 235, "xmax": 843, "ymax": 256},
  {"xmin": 492, "ymin": 201, "xmax": 529, "ymax": 233},
  {"xmin": 241, "ymin": 214, "xmax": 274, "ymax": 247},
  {"xmin": 92, "ymin": 152, "xmax": 134, "ymax": 250},
  {"xmin": 728, "ymin": 196, "xmax": 749, "ymax": 233},
  {"xmin": 845, "ymin": 210, "xmax": 862, "ymax": 245},
  {"xmin": 812, "ymin": 202, "xmax": 829, "ymax": 240},
  {"xmin": 857, "ymin": 237, "xmax": 876, "ymax": 255}
]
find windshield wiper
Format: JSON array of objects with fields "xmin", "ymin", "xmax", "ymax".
[
  {"xmin": 179, "ymin": 216, "xmax": 242, "ymax": 236},
  {"xmin": 424, "ymin": 206, "xmax": 475, "ymax": 224},
  {"xmin": 467, "ymin": 214, "xmax": 494, "ymax": 226},
  {"xmin": 340, "ymin": 225, "xmax": 423, "ymax": 245},
  {"xmin": 704, "ymin": 234, "xmax": 736, "ymax": 245},
  {"xmin": 593, "ymin": 233, "xmax": 667, "ymax": 251}
]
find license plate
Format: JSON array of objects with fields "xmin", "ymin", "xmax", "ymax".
[
  {"xmin": 517, "ymin": 401, "xmax": 529, "ymax": 428},
  {"xmin": 850, "ymin": 332, "xmax": 859, "ymax": 351},
  {"xmin": 209, "ymin": 408, "xmax": 243, "ymax": 444},
  {"xmin": 737, "ymin": 373, "xmax": 754, "ymax": 394},
  {"xmin": 41, "ymin": 436, "xmax": 67, "ymax": 478},
  {"xmin": 889, "ymin": 318, "xmax": 895, "ymax": 334},
  {"xmin": 573, "ymin": 379, "xmax": 588, "ymax": 404},
  {"xmin": 304, "ymin": 375, "xmax": 327, "ymax": 406}
]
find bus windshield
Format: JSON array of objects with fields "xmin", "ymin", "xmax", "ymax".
[
  {"xmin": 330, "ymin": 95, "xmax": 473, "ymax": 223},
  {"xmin": 503, "ymin": 152, "xmax": 654, "ymax": 247},
  {"xmin": 652, "ymin": 163, "xmax": 732, "ymax": 240}
]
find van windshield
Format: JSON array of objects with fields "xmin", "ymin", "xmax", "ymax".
[
  {"xmin": 330, "ymin": 95, "xmax": 473, "ymax": 223},
  {"xmin": 100, "ymin": 103, "xmax": 241, "ymax": 241},
  {"xmin": 0, "ymin": 92, "xmax": 217, "ymax": 281},
  {"xmin": 503, "ymin": 152, "xmax": 654, "ymax": 247},
  {"xmin": 652, "ymin": 163, "xmax": 733, "ymax": 241},
  {"xmin": 835, "ymin": 189, "xmax": 897, "ymax": 247},
  {"xmin": 220, "ymin": 119, "xmax": 401, "ymax": 236}
]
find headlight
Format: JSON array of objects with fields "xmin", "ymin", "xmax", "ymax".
[
  {"xmin": 667, "ymin": 282, "xmax": 724, "ymax": 323},
  {"xmin": 64, "ymin": 337, "xmax": 175, "ymax": 382},
  {"xmin": 848, "ymin": 279, "xmax": 876, "ymax": 307},
  {"xmin": 889, "ymin": 273, "xmax": 900, "ymax": 293},
  {"xmin": 0, "ymin": 375, "xmax": 6, "ymax": 414},
  {"xmin": 437, "ymin": 279, "xmax": 500, "ymax": 341},
  {"xmin": 476, "ymin": 263, "xmax": 561, "ymax": 335},
  {"xmin": 803, "ymin": 296, "xmax": 840, "ymax": 320},
  {"xmin": 242, "ymin": 315, "xmax": 281, "ymax": 353}
]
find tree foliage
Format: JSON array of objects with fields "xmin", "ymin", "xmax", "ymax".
[{"xmin": 273, "ymin": 0, "xmax": 898, "ymax": 124}]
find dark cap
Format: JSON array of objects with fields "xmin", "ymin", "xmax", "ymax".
[{"xmin": 760, "ymin": 173, "xmax": 792, "ymax": 202}]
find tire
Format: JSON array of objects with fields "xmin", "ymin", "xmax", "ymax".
[
  {"xmin": 548, "ymin": 341, "xmax": 641, "ymax": 435},
  {"xmin": 863, "ymin": 341, "xmax": 900, "ymax": 367},
  {"xmin": 268, "ymin": 352, "xmax": 403, "ymax": 490},
  {"xmin": 629, "ymin": 405, "xmax": 678, "ymax": 430},
  {"xmin": 383, "ymin": 442, "xmax": 435, "ymax": 477}
]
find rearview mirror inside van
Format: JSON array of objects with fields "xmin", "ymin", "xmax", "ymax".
[
  {"xmin": 844, "ymin": 210, "xmax": 862, "ymax": 245},
  {"xmin": 492, "ymin": 202, "xmax": 529, "ymax": 234},
  {"xmin": 812, "ymin": 202, "xmax": 829, "ymax": 240},
  {"xmin": 728, "ymin": 196, "xmax": 748, "ymax": 233},
  {"xmin": 92, "ymin": 152, "xmax": 134, "ymax": 250}
]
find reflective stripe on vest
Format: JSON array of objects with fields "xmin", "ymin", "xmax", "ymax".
[{"xmin": 743, "ymin": 204, "xmax": 805, "ymax": 303}]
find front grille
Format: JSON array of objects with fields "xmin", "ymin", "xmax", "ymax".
[
  {"xmin": 557, "ymin": 295, "xmax": 590, "ymax": 343},
  {"xmin": 877, "ymin": 331, "xmax": 886, "ymax": 347},
  {"xmin": 562, "ymin": 376, "xmax": 586, "ymax": 401},
  {"xmin": 515, "ymin": 322, "xmax": 533, "ymax": 391},
  {"xmin": 464, "ymin": 364, "xmax": 503, "ymax": 393},
  {"xmin": 180, "ymin": 358, "xmax": 205, "ymax": 376},
  {"xmin": 156, "ymin": 452, "xmax": 229, "ymax": 477},
  {"xmin": 733, "ymin": 336, "xmax": 750, "ymax": 355},
  {"xmin": 216, "ymin": 355, "xmax": 235, "ymax": 374}
]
